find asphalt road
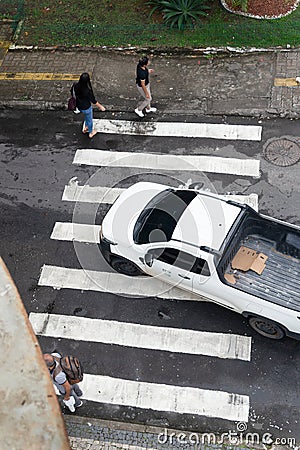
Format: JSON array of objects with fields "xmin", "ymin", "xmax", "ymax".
[{"xmin": 0, "ymin": 110, "xmax": 299, "ymax": 443}]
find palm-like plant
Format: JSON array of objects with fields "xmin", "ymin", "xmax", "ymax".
[{"xmin": 148, "ymin": 0, "xmax": 210, "ymax": 30}]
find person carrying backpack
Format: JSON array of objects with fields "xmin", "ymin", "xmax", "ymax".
[{"xmin": 43, "ymin": 353, "xmax": 83, "ymax": 412}]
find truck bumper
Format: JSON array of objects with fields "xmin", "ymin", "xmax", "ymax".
[{"xmin": 99, "ymin": 237, "xmax": 113, "ymax": 265}]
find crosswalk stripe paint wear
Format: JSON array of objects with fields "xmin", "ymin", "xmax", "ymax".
[
  {"xmin": 38, "ymin": 265, "xmax": 206, "ymax": 301},
  {"xmin": 62, "ymin": 184, "xmax": 123, "ymax": 204},
  {"xmin": 50, "ymin": 222, "xmax": 101, "ymax": 243},
  {"xmin": 93, "ymin": 119, "xmax": 262, "ymax": 141},
  {"xmin": 29, "ymin": 313, "xmax": 252, "ymax": 361},
  {"xmin": 73, "ymin": 150, "xmax": 260, "ymax": 177},
  {"xmin": 79, "ymin": 373, "xmax": 249, "ymax": 421}
]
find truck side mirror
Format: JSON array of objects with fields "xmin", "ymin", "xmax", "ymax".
[{"xmin": 144, "ymin": 253, "xmax": 154, "ymax": 267}]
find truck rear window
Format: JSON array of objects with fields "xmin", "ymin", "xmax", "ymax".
[{"xmin": 133, "ymin": 189, "xmax": 197, "ymax": 245}]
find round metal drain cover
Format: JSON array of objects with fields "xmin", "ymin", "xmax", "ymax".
[{"xmin": 264, "ymin": 138, "xmax": 300, "ymax": 166}]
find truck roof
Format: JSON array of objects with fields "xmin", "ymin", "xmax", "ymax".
[
  {"xmin": 108, "ymin": 182, "xmax": 243, "ymax": 249},
  {"xmin": 172, "ymin": 191, "xmax": 242, "ymax": 250}
]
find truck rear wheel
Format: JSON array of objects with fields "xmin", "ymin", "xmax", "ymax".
[
  {"xmin": 111, "ymin": 258, "xmax": 142, "ymax": 276},
  {"xmin": 249, "ymin": 316, "xmax": 285, "ymax": 340}
]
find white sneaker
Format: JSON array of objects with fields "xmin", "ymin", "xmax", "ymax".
[
  {"xmin": 145, "ymin": 107, "xmax": 157, "ymax": 113},
  {"xmin": 135, "ymin": 108, "xmax": 144, "ymax": 118}
]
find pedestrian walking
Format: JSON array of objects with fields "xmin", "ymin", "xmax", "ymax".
[
  {"xmin": 135, "ymin": 56, "xmax": 157, "ymax": 118},
  {"xmin": 72, "ymin": 72, "xmax": 106, "ymax": 138},
  {"xmin": 43, "ymin": 353, "xmax": 83, "ymax": 412}
]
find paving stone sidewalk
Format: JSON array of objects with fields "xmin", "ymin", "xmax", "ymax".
[
  {"xmin": 65, "ymin": 415, "xmax": 276, "ymax": 450},
  {"xmin": 0, "ymin": 41, "xmax": 300, "ymax": 118}
]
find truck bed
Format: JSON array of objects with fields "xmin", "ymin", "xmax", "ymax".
[
  {"xmin": 224, "ymin": 235, "xmax": 300, "ymax": 311},
  {"xmin": 218, "ymin": 209, "xmax": 300, "ymax": 312}
]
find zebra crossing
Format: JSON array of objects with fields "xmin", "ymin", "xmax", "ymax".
[
  {"xmin": 31, "ymin": 118, "xmax": 263, "ymax": 425},
  {"xmin": 30, "ymin": 312, "xmax": 251, "ymax": 421}
]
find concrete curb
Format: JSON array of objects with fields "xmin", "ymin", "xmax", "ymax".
[
  {"xmin": 0, "ymin": 101, "xmax": 298, "ymax": 119},
  {"xmin": 7, "ymin": 43, "xmax": 300, "ymax": 55}
]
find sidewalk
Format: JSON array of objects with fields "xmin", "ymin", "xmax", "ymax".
[
  {"xmin": 65, "ymin": 415, "xmax": 277, "ymax": 450},
  {"xmin": 0, "ymin": 27, "xmax": 300, "ymax": 118}
]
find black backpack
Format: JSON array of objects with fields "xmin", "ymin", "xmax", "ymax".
[{"xmin": 53, "ymin": 355, "xmax": 83, "ymax": 385}]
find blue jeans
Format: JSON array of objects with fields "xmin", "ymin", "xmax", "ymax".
[{"xmin": 80, "ymin": 106, "xmax": 93, "ymax": 133}]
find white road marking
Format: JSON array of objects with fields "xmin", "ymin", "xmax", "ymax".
[
  {"xmin": 73, "ymin": 150, "xmax": 260, "ymax": 177},
  {"xmin": 80, "ymin": 373, "xmax": 249, "ymax": 422},
  {"xmin": 50, "ymin": 222, "xmax": 101, "ymax": 243},
  {"xmin": 93, "ymin": 118, "xmax": 262, "ymax": 141},
  {"xmin": 62, "ymin": 183, "xmax": 259, "ymax": 211},
  {"xmin": 29, "ymin": 313, "xmax": 252, "ymax": 361},
  {"xmin": 62, "ymin": 184, "xmax": 123, "ymax": 203},
  {"xmin": 38, "ymin": 265, "xmax": 204, "ymax": 301}
]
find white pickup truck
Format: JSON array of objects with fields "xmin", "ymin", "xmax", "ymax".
[{"xmin": 100, "ymin": 182, "xmax": 300, "ymax": 340}]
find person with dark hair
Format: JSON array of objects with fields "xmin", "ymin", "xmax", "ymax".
[
  {"xmin": 135, "ymin": 56, "xmax": 157, "ymax": 118},
  {"xmin": 43, "ymin": 353, "xmax": 83, "ymax": 412},
  {"xmin": 73, "ymin": 72, "xmax": 106, "ymax": 138}
]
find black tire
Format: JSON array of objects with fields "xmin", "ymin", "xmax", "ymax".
[
  {"xmin": 111, "ymin": 258, "xmax": 142, "ymax": 276},
  {"xmin": 248, "ymin": 316, "xmax": 285, "ymax": 340}
]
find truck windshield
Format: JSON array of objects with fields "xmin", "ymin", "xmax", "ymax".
[{"xmin": 133, "ymin": 189, "xmax": 197, "ymax": 245}]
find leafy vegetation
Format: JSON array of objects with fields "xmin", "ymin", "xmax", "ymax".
[
  {"xmin": 0, "ymin": 0, "xmax": 24, "ymax": 21},
  {"xmin": 147, "ymin": 0, "xmax": 210, "ymax": 30},
  {"xmin": 15, "ymin": 0, "xmax": 300, "ymax": 48},
  {"xmin": 230, "ymin": 0, "xmax": 248, "ymax": 12}
]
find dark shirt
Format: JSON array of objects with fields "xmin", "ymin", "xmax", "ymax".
[
  {"xmin": 73, "ymin": 83, "xmax": 97, "ymax": 110},
  {"xmin": 136, "ymin": 66, "xmax": 149, "ymax": 87}
]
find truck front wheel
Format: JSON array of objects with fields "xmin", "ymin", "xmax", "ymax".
[
  {"xmin": 111, "ymin": 257, "xmax": 142, "ymax": 276},
  {"xmin": 248, "ymin": 316, "xmax": 285, "ymax": 340}
]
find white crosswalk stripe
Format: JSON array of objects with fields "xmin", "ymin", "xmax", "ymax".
[
  {"xmin": 93, "ymin": 119, "xmax": 262, "ymax": 141},
  {"xmin": 62, "ymin": 181, "xmax": 259, "ymax": 211},
  {"xmin": 29, "ymin": 313, "xmax": 252, "ymax": 360},
  {"xmin": 38, "ymin": 265, "xmax": 203, "ymax": 301},
  {"xmin": 73, "ymin": 149, "xmax": 260, "ymax": 177},
  {"xmin": 50, "ymin": 222, "xmax": 101, "ymax": 243},
  {"xmin": 62, "ymin": 183, "xmax": 123, "ymax": 204},
  {"xmin": 80, "ymin": 373, "xmax": 249, "ymax": 422}
]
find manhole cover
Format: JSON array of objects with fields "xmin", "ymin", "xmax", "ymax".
[{"xmin": 264, "ymin": 138, "xmax": 300, "ymax": 166}]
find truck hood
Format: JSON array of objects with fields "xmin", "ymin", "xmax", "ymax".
[{"xmin": 101, "ymin": 182, "xmax": 167, "ymax": 247}]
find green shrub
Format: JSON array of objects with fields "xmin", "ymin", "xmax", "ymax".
[
  {"xmin": 147, "ymin": 0, "xmax": 210, "ymax": 30},
  {"xmin": 231, "ymin": 0, "xmax": 248, "ymax": 12}
]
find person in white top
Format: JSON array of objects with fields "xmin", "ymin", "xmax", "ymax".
[{"xmin": 43, "ymin": 353, "xmax": 83, "ymax": 411}]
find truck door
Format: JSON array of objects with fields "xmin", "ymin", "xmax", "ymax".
[{"xmin": 143, "ymin": 247, "xmax": 210, "ymax": 293}]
